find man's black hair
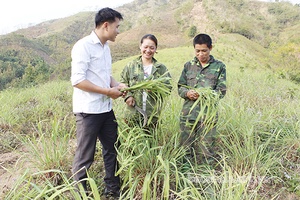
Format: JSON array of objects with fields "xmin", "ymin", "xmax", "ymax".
[
  {"xmin": 95, "ymin": 7, "xmax": 123, "ymax": 27},
  {"xmin": 193, "ymin": 33, "xmax": 212, "ymax": 48}
]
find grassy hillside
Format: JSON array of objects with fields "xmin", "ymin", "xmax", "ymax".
[
  {"xmin": 1, "ymin": 33, "xmax": 299, "ymax": 199},
  {"xmin": 0, "ymin": 0, "xmax": 299, "ymax": 197},
  {"xmin": 0, "ymin": 0, "xmax": 300, "ymax": 91}
]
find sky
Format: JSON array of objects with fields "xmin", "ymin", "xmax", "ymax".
[
  {"xmin": 265, "ymin": 0, "xmax": 300, "ymax": 3},
  {"xmin": 0, "ymin": 0, "xmax": 299, "ymax": 35},
  {"xmin": 0, "ymin": 0, "xmax": 134, "ymax": 35}
]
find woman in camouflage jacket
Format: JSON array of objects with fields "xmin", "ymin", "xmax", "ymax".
[{"xmin": 120, "ymin": 34, "xmax": 172, "ymax": 130}]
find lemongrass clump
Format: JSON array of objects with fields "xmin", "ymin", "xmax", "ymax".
[
  {"xmin": 190, "ymin": 87, "xmax": 219, "ymax": 133},
  {"xmin": 179, "ymin": 85, "xmax": 220, "ymax": 134},
  {"xmin": 121, "ymin": 76, "xmax": 171, "ymax": 98}
]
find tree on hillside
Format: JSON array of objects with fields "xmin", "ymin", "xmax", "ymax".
[
  {"xmin": 0, "ymin": 50, "xmax": 51, "ymax": 90},
  {"xmin": 188, "ymin": 25, "xmax": 197, "ymax": 38},
  {"xmin": 22, "ymin": 58, "xmax": 51, "ymax": 86}
]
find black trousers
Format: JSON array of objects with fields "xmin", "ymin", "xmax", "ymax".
[{"xmin": 72, "ymin": 110, "xmax": 120, "ymax": 192}]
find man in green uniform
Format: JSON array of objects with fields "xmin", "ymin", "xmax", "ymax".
[{"xmin": 178, "ymin": 33, "xmax": 226, "ymax": 163}]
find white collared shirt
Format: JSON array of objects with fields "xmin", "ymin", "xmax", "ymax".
[
  {"xmin": 142, "ymin": 64, "xmax": 152, "ymax": 111},
  {"xmin": 71, "ymin": 31, "xmax": 112, "ymax": 114}
]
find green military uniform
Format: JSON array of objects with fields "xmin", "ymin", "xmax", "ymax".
[
  {"xmin": 120, "ymin": 56, "xmax": 172, "ymax": 128},
  {"xmin": 178, "ymin": 55, "xmax": 226, "ymax": 160}
]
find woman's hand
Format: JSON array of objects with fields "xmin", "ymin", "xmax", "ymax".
[{"xmin": 125, "ymin": 96, "xmax": 135, "ymax": 107}]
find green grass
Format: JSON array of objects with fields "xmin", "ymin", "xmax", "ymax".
[{"xmin": 1, "ymin": 34, "xmax": 299, "ymax": 199}]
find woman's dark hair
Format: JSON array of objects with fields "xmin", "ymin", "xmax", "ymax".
[
  {"xmin": 193, "ymin": 33, "xmax": 212, "ymax": 48},
  {"xmin": 95, "ymin": 7, "xmax": 123, "ymax": 27},
  {"xmin": 140, "ymin": 34, "xmax": 158, "ymax": 47}
]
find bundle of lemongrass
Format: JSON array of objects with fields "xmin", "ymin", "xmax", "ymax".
[
  {"xmin": 182, "ymin": 85, "xmax": 220, "ymax": 134},
  {"xmin": 121, "ymin": 76, "xmax": 171, "ymax": 98}
]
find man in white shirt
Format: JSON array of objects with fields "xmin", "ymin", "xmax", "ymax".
[{"xmin": 71, "ymin": 7, "xmax": 126, "ymax": 198}]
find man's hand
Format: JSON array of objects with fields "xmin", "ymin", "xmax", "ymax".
[
  {"xmin": 125, "ymin": 96, "xmax": 135, "ymax": 107},
  {"xmin": 117, "ymin": 83, "xmax": 127, "ymax": 90},
  {"xmin": 107, "ymin": 87, "xmax": 123, "ymax": 99},
  {"xmin": 117, "ymin": 83, "xmax": 128, "ymax": 98},
  {"xmin": 186, "ymin": 89, "xmax": 199, "ymax": 101}
]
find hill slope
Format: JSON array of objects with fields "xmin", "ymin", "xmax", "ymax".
[
  {"xmin": 0, "ymin": 0, "xmax": 299, "ymax": 90},
  {"xmin": 1, "ymin": 38, "xmax": 300, "ymax": 199}
]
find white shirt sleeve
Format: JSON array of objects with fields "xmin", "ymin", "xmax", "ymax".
[{"xmin": 71, "ymin": 40, "xmax": 89, "ymax": 86}]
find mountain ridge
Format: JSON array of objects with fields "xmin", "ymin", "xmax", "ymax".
[{"xmin": 0, "ymin": 0, "xmax": 299, "ymax": 90}]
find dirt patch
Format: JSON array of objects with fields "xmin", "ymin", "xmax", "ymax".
[
  {"xmin": 0, "ymin": 146, "xmax": 35, "ymax": 198},
  {"xmin": 0, "ymin": 151, "xmax": 20, "ymax": 197}
]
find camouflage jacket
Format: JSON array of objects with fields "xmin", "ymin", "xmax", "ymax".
[
  {"xmin": 178, "ymin": 55, "xmax": 226, "ymax": 121},
  {"xmin": 120, "ymin": 56, "xmax": 172, "ymax": 118}
]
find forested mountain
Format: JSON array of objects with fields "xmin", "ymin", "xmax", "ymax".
[{"xmin": 0, "ymin": 0, "xmax": 299, "ymax": 90}]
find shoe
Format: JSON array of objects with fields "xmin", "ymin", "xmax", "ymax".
[{"xmin": 103, "ymin": 188, "xmax": 120, "ymax": 199}]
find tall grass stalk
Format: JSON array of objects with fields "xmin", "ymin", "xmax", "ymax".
[
  {"xmin": 20, "ymin": 117, "xmax": 73, "ymax": 177},
  {"xmin": 5, "ymin": 169, "xmax": 101, "ymax": 200},
  {"xmin": 116, "ymin": 121, "xmax": 197, "ymax": 199},
  {"xmin": 218, "ymin": 99, "xmax": 282, "ymax": 174}
]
